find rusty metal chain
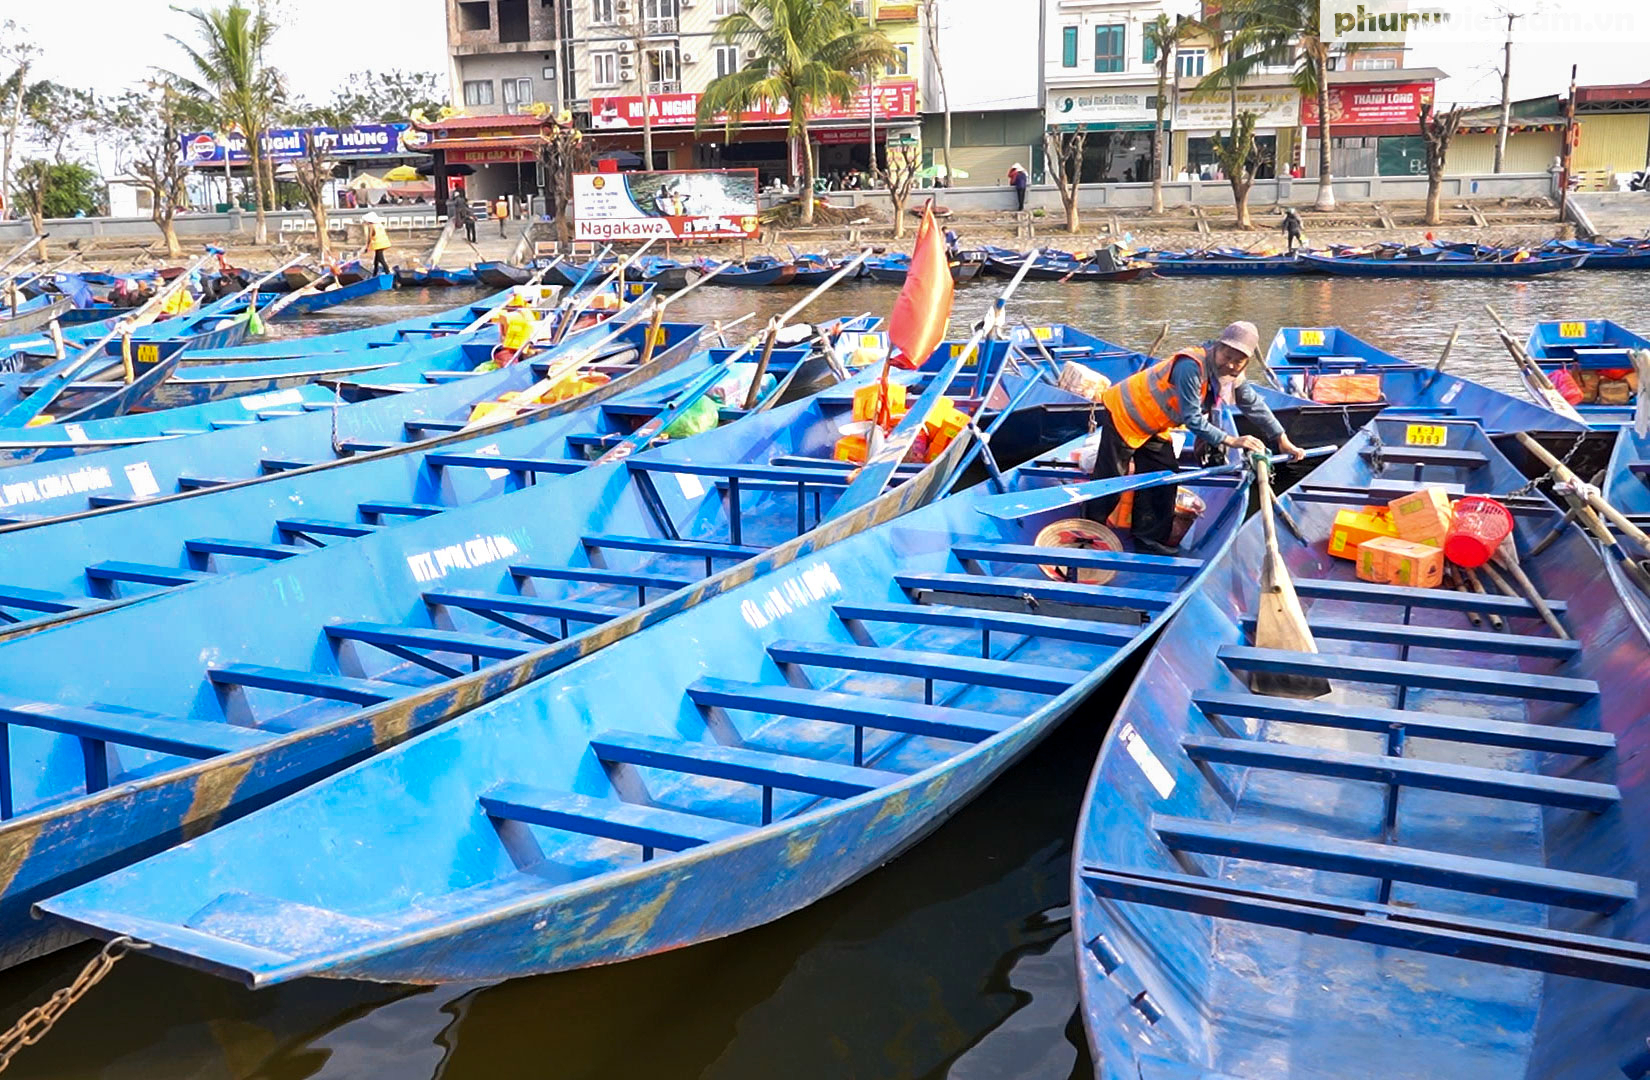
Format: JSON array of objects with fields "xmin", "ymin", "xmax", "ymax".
[
  {"xmin": 1499, "ymin": 428, "xmax": 1590, "ymax": 500},
  {"xmin": 0, "ymin": 936, "xmax": 146, "ymax": 1073}
]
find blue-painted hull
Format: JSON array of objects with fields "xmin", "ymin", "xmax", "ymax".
[
  {"xmin": 1142, "ymin": 253, "xmax": 1305, "ymax": 276},
  {"xmin": 0, "ymin": 341, "xmax": 1005, "ymax": 973},
  {"xmin": 37, "ymin": 419, "xmax": 1255, "ymax": 986},
  {"xmin": 1297, "ymin": 252, "xmax": 1588, "ymax": 277},
  {"xmin": 1073, "ymin": 417, "xmax": 1650, "ymax": 1078},
  {"xmin": 0, "ymin": 293, "xmax": 650, "ymax": 524},
  {"xmin": 1261, "ymin": 325, "xmax": 1585, "ymax": 438},
  {"xmin": 1524, "ymin": 318, "xmax": 1650, "ymax": 430},
  {"xmin": 395, "ymin": 267, "xmax": 479, "ymax": 288},
  {"xmin": 696, "ymin": 260, "xmax": 797, "ymax": 287},
  {"xmin": 1602, "ymin": 428, "xmax": 1650, "ymax": 640},
  {"xmin": 250, "ymin": 272, "xmax": 395, "ymax": 312}
]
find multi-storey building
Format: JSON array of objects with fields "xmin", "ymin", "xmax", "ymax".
[
  {"xmin": 1041, "ymin": 0, "xmax": 1179, "ymax": 183},
  {"xmin": 921, "ymin": 0, "xmax": 1046, "ymax": 186}
]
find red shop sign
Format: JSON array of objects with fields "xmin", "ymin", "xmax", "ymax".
[{"xmin": 1300, "ymin": 82, "xmax": 1435, "ymax": 128}]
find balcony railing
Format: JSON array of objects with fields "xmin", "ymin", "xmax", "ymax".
[
  {"xmin": 645, "ymin": 17, "xmax": 678, "ymax": 34},
  {"xmin": 646, "ymin": 79, "xmax": 682, "ymax": 95}
]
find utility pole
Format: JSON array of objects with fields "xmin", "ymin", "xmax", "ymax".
[
  {"xmin": 1493, "ymin": 11, "xmax": 1521, "ymax": 173},
  {"xmin": 629, "ymin": 12, "xmax": 654, "ymax": 171},
  {"xmin": 1558, "ymin": 63, "xmax": 1576, "ymax": 225}
]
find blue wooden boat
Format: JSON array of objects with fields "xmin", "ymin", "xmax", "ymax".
[
  {"xmin": 1542, "ymin": 238, "xmax": 1650, "ymax": 271},
  {"xmin": 395, "ymin": 266, "xmax": 479, "ymax": 288},
  {"xmin": 248, "ymin": 272, "xmax": 394, "ymax": 313},
  {"xmin": 0, "ymin": 292, "xmax": 72, "ymax": 337},
  {"xmin": 1139, "ymin": 249, "xmax": 1305, "ymax": 276},
  {"xmin": 1261, "ymin": 326, "xmax": 1585, "ymax": 444},
  {"xmin": 0, "ymin": 296, "xmax": 657, "ymax": 523},
  {"xmin": 1600, "ymin": 428, "xmax": 1650, "ymax": 637},
  {"xmin": 1524, "ymin": 319, "xmax": 1650, "ymax": 430},
  {"xmin": 474, "ymin": 261, "xmax": 533, "ymax": 288},
  {"xmin": 865, "ymin": 253, "xmax": 985, "ymax": 285},
  {"xmin": 1072, "ymin": 416, "xmax": 1650, "ymax": 1078},
  {"xmin": 693, "ymin": 256, "xmax": 797, "ymax": 287},
  {"xmin": 0, "ymin": 341, "xmax": 1001, "ymax": 971},
  {"xmin": 36, "ymin": 425, "xmax": 1264, "ymax": 985},
  {"xmin": 786, "ymin": 255, "xmax": 863, "ymax": 287},
  {"xmin": 1296, "ymin": 251, "xmax": 1588, "ymax": 278}
]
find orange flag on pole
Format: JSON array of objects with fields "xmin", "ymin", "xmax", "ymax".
[{"xmin": 886, "ymin": 202, "xmax": 954, "ymax": 370}]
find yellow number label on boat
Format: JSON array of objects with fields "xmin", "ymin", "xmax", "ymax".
[
  {"xmin": 1405, "ymin": 424, "xmax": 1447, "ymax": 447},
  {"xmin": 628, "ymin": 282, "xmax": 645, "ymax": 296},
  {"xmin": 136, "ymin": 344, "xmax": 159, "ymax": 365},
  {"xmin": 858, "ymin": 334, "xmax": 881, "ymax": 350},
  {"xmin": 1300, "ymin": 330, "xmax": 1325, "ymax": 347},
  {"xmin": 951, "ymin": 343, "xmax": 978, "ymax": 366},
  {"xmin": 1031, "ymin": 326, "xmax": 1053, "ymax": 341},
  {"xmin": 1559, "ymin": 321, "xmax": 1586, "ymax": 338},
  {"xmin": 647, "ymin": 326, "xmax": 667, "ymax": 347}
]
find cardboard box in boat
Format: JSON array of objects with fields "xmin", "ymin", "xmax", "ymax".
[
  {"xmin": 1327, "ymin": 507, "xmax": 1396, "ymax": 560},
  {"xmin": 1388, "ymin": 488, "xmax": 1453, "ymax": 548},
  {"xmin": 1357, "ymin": 536, "xmax": 1445, "ymax": 588}
]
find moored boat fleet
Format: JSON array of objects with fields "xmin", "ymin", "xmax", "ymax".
[{"xmin": 1, "ymin": 234, "xmax": 1648, "ymax": 1076}]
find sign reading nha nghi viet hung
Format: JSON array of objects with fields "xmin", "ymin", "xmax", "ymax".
[{"xmin": 572, "ymin": 169, "xmax": 759, "ymax": 242}]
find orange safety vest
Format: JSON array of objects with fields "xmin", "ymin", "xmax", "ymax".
[
  {"xmin": 1100, "ymin": 346, "xmax": 1209, "ymax": 448},
  {"xmin": 494, "ymin": 198, "xmax": 509, "ymax": 219},
  {"xmin": 368, "ymin": 222, "xmax": 391, "ymax": 251}
]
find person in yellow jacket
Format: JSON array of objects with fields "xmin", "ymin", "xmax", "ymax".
[
  {"xmin": 361, "ymin": 211, "xmax": 392, "ymax": 275},
  {"xmin": 493, "ymin": 195, "xmax": 510, "ymax": 237},
  {"xmin": 1090, "ymin": 321, "xmax": 1306, "ymax": 555}
]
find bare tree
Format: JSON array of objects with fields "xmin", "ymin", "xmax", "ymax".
[
  {"xmin": 291, "ymin": 128, "xmax": 341, "ymax": 260},
  {"xmin": 1209, "ymin": 109, "xmax": 1261, "ymax": 228},
  {"xmin": 109, "ymin": 81, "xmax": 205, "ymax": 257},
  {"xmin": 1420, "ymin": 101, "xmax": 1465, "ymax": 226},
  {"xmin": 537, "ymin": 112, "xmax": 592, "ymax": 245},
  {"xmin": 0, "ymin": 20, "xmax": 38, "ymax": 215},
  {"xmin": 920, "ymin": 0, "xmax": 952, "ymax": 183},
  {"xmin": 1043, "ymin": 130, "xmax": 1086, "ymax": 233},
  {"xmin": 877, "ymin": 143, "xmax": 922, "ymax": 239}
]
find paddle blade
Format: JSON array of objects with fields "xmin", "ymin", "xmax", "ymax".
[{"xmin": 1250, "ymin": 558, "xmax": 1331, "ymax": 699}]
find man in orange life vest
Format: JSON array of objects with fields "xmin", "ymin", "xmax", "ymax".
[{"xmin": 1090, "ymin": 320, "xmax": 1305, "ymax": 555}]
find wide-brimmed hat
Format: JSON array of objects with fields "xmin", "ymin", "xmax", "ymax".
[
  {"xmin": 1217, "ymin": 320, "xmax": 1260, "ymax": 358},
  {"xmin": 361, "ymin": 211, "xmax": 382, "ymax": 224}
]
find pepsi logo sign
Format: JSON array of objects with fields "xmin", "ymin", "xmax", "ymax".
[{"xmin": 185, "ymin": 134, "xmax": 219, "ymax": 161}]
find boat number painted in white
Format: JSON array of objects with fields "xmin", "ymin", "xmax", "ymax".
[
  {"xmin": 740, "ymin": 562, "xmax": 842, "ymax": 629},
  {"xmin": 406, "ymin": 533, "xmax": 521, "ymax": 583},
  {"xmin": 1119, "ymin": 723, "xmax": 1176, "ymax": 799},
  {"xmin": 0, "ymin": 464, "xmax": 114, "ymax": 508}
]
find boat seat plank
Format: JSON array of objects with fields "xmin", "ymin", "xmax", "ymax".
[
  {"xmin": 175, "ymin": 475, "xmax": 233, "ymax": 491},
  {"xmin": 207, "ymin": 419, "xmax": 255, "ymax": 429},
  {"xmin": 1293, "ymin": 577, "xmax": 1567, "ymax": 616},
  {"xmin": 426, "ymin": 452, "xmax": 585, "ymax": 475},
  {"xmin": 564, "ymin": 433, "xmax": 621, "ymax": 450},
  {"xmin": 323, "ymin": 621, "xmax": 533, "ymax": 660},
  {"xmin": 403, "ymin": 418, "xmax": 468, "ymax": 434},
  {"xmin": 952, "ymin": 542, "xmax": 1202, "ymax": 576},
  {"xmin": 591, "ymin": 730, "xmax": 903, "ymax": 800},
  {"xmin": 184, "ymin": 537, "xmax": 307, "ymax": 561},
  {"xmin": 834, "ymin": 601, "xmax": 1140, "ymax": 646},
  {"xmin": 336, "ymin": 439, "xmax": 393, "ymax": 454},
  {"xmin": 423, "ymin": 588, "xmax": 626, "ymax": 623},
  {"xmin": 509, "ymin": 564, "xmax": 693, "ymax": 592},
  {"xmin": 0, "ymin": 585, "xmax": 93, "ymax": 614},
  {"xmin": 1078, "ymin": 864, "xmax": 1650, "ymax": 988},
  {"xmin": 897, "ymin": 572, "xmax": 1178, "ymax": 612},
  {"xmin": 206, "ymin": 664, "xmax": 402, "ymax": 705},
  {"xmin": 86, "ymin": 496, "xmax": 137, "ymax": 509},
  {"xmin": 357, "ymin": 501, "xmax": 446, "ymax": 519},
  {"xmin": 627, "ymin": 460, "xmax": 855, "ymax": 486},
  {"xmin": 1182, "ymin": 734, "xmax": 1618, "ymax": 812},
  {"xmin": 479, "ymin": 784, "xmax": 746, "ymax": 852},
  {"xmin": 767, "ymin": 638, "xmax": 1080, "ymax": 695},
  {"xmin": 260, "ymin": 458, "xmax": 317, "ymax": 473},
  {"xmin": 768, "ymin": 455, "xmax": 923, "ymax": 476},
  {"xmin": 0, "ymin": 696, "xmax": 270, "ymax": 758},
  {"xmin": 581, "ymin": 533, "xmax": 762, "ymax": 561},
  {"xmin": 687, "ymin": 678, "xmax": 1011, "ymax": 743},
  {"xmin": 1287, "ymin": 489, "xmax": 1554, "ymax": 516},
  {"xmin": 1359, "ymin": 447, "xmax": 1488, "ymax": 468},
  {"xmin": 1218, "ymin": 645, "xmax": 1598, "ymax": 703},
  {"xmin": 1630, "ymin": 463, "xmax": 1650, "ymax": 478},
  {"xmin": 1192, "ymin": 689, "xmax": 1614, "ymax": 758},
  {"xmin": 276, "ymin": 518, "xmax": 380, "ymax": 539},
  {"xmin": 85, "ymin": 562, "xmax": 211, "ymax": 588},
  {"xmin": 1298, "ymin": 480, "xmax": 1467, "ymax": 497},
  {"xmin": 1239, "ymin": 615, "xmax": 1581, "ymax": 659},
  {"xmin": 1151, "ymin": 814, "xmax": 1635, "ymax": 913}
]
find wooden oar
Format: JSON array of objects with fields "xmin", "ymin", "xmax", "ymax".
[
  {"xmin": 1485, "ymin": 305, "xmax": 1585, "ymax": 424},
  {"xmin": 256, "ymin": 267, "xmax": 340, "ymax": 324},
  {"xmin": 214, "ymin": 253, "xmax": 309, "ymax": 313},
  {"xmin": 1517, "ymin": 431, "xmax": 1650, "ymax": 559},
  {"xmin": 1422, "ymin": 322, "xmax": 1460, "ymax": 391},
  {"xmin": 1633, "ymin": 347, "xmax": 1650, "ymax": 438},
  {"xmin": 0, "ymin": 235, "xmax": 48, "ymax": 286},
  {"xmin": 553, "ymin": 240, "xmax": 654, "ymax": 344},
  {"xmin": 744, "ymin": 248, "xmax": 872, "ymax": 409},
  {"xmin": 1250, "ymin": 454, "xmax": 1332, "ymax": 698},
  {"xmin": 1143, "ymin": 321, "xmax": 1171, "ymax": 359}
]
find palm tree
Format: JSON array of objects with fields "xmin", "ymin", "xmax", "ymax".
[
  {"xmin": 169, "ymin": 2, "xmax": 283, "ymax": 243},
  {"xmin": 1144, "ymin": 13, "xmax": 1202, "ymax": 215},
  {"xmin": 698, "ymin": 0, "xmax": 897, "ymax": 225},
  {"xmin": 1202, "ymin": 0, "xmax": 1340, "ymax": 211}
]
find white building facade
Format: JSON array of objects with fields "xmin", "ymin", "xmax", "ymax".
[{"xmin": 919, "ymin": 0, "xmax": 1045, "ymax": 186}]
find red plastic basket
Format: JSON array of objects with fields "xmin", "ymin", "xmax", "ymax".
[{"xmin": 1444, "ymin": 496, "xmax": 1513, "ymax": 568}]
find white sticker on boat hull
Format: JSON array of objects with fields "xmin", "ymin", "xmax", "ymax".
[
  {"xmin": 124, "ymin": 461, "xmax": 160, "ymax": 498},
  {"xmin": 1119, "ymin": 722, "xmax": 1175, "ymax": 799}
]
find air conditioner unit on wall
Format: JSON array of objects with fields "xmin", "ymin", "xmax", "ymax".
[
  {"xmin": 617, "ymin": 40, "xmax": 635, "ymax": 52},
  {"xmin": 745, "ymin": 47, "xmax": 758, "ymax": 59},
  {"xmin": 680, "ymin": 50, "xmax": 695, "ymax": 62},
  {"xmin": 620, "ymin": 71, "xmax": 637, "ymax": 81}
]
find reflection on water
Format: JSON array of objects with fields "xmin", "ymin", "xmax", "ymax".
[{"xmin": 0, "ymin": 272, "xmax": 1642, "ymax": 1078}]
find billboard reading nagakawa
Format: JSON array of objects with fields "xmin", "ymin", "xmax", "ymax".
[{"xmin": 573, "ymin": 169, "xmax": 759, "ymax": 242}]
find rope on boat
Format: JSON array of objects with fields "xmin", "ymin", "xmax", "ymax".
[{"xmin": 0, "ymin": 936, "xmax": 147, "ymax": 1072}]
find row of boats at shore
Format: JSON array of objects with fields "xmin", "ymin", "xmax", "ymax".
[{"xmin": 0, "ymin": 245, "xmax": 1649, "ymax": 1077}]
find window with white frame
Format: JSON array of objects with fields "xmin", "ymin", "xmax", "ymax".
[
  {"xmin": 643, "ymin": 0, "xmax": 678, "ymax": 34},
  {"xmin": 591, "ymin": 51, "xmax": 618, "ymax": 87},
  {"xmin": 714, "ymin": 0, "xmax": 740, "ymax": 13},
  {"xmin": 886, "ymin": 43, "xmax": 910, "ymax": 76},
  {"xmin": 850, "ymin": 0, "xmax": 868, "ymax": 16},
  {"xmin": 715, "ymin": 44, "xmax": 739, "ymax": 78},
  {"xmin": 501, "ymin": 77, "xmax": 533, "ymax": 109},
  {"xmin": 1176, "ymin": 49, "xmax": 1206, "ymax": 78},
  {"xmin": 462, "ymin": 79, "xmax": 494, "ymax": 106},
  {"xmin": 646, "ymin": 45, "xmax": 680, "ymax": 93},
  {"xmin": 591, "ymin": 0, "xmax": 614, "ymax": 24},
  {"xmin": 1352, "ymin": 56, "xmax": 1397, "ymax": 70}
]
